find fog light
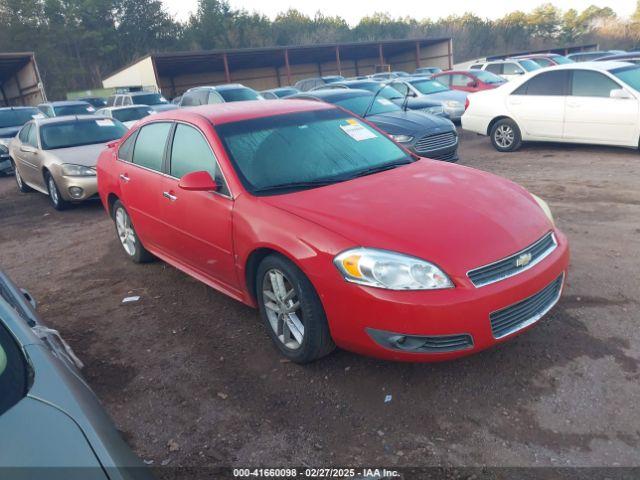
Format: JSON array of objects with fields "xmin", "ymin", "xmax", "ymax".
[{"xmin": 69, "ymin": 186, "xmax": 84, "ymax": 199}]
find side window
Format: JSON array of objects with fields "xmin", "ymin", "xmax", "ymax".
[
  {"xmin": 503, "ymin": 63, "xmax": 523, "ymax": 75},
  {"xmin": 106, "ymin": 96, "xmax": 116, "ymax": 106},
  {"xmin": 132, "ymin": 122, "xmax": 172, "ymax": 172},
  {"xmin": 18, "ymin": 124, "xmax": 31, "ymax": 143},
  {"xmin": 470, "ymin": 64, "xmax": 483, "ymax": 70},
  {"xmin": 571, "ymin": 70, "xmax": 621, "ymax": 97},
  {"xmin": 0, "ymin": 320, "xmax": 29, "ymax": 415},
  {"xmin": 118, "ymin": 131, "xmax": 137, "ymax": 162},
  {"xmin": 390, "ymin": 82, "xmax": 409, "ymax": 95},
  {"xmin": 123, "ymin": 96, "xmax": 132, "ymax": 106},
  {"xmin": 436, "ymin": 75, "xmax": 451, "ymax": 86},
  {"xmin": 513, "ymin": 70, "xmax": 568, "ymax": 96},
  {"xmin": 114, "ymin": 96, "xmax": 122, "ymax": 107},
  {"xmin": 207, "ymin": 91, "xmax": 224, "ymax": 104},
  {"xmin": 180, "ymin": 92, "xmax": 197, "ymax": 107},
  {"xmin": 535, "ymin": 58, "xmax": 553, "ymax": 67},
  {"xmin": 170, "ymin": 124, "xmax": 229, "ymax": 195},
  {"xmin": 485, "ymin": 63, "xmax": 502, "ymax": 74},
  {"xmin": 451, "ymin": 74, "xmax": 471, "ymax": 87},
  {"xmin": 26, "ymin": 125, "xmax": 38, "ymax": 147}
]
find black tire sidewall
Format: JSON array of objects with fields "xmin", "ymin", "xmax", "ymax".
[
  {"xmin": 13, "ymin": 161, "xmax": 31, "ymax": 193},
  {"xmin": 112, "ymin": 200, "xmax": 153, "ymax": 263},
  {"xmin": 256, "ymin": 254, "xmax": 335, "ymax": 363},
  {"xmin": 490, "ymin": 119, "xmax": 522, "ymax": 152},
  {"xmin": 45, "ymin": 172, "xmax": 67, "ymax": 210}
]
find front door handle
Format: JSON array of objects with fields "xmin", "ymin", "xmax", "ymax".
[
  {"xmin": 163, "ymin": 191, "xmax": 177, "ymax": 201},
  {"xmin": 119, "ymin": 173, "xmax": 130, "ymax": 182}
]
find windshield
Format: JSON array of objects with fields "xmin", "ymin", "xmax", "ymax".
[
  {"xmin": 0, "ymin": 108, "xmax": 40, "ymax": 128},
  {"xmin": 132, "ymin": 93, "xmax": 167, "ymax": 106},
  {"xmin": 519, "ymin": 59, "xmax": 542, "ymax": 72},
  {"xmin": 474, "ymin": 70, "xmax": 506, "ymax": 84},
  {"xmin": 40, "ymin": 119, "xmax": 128, "ymax": 149},
  {"xmin": 334, "ymin": 94, "xmax": 400, "ymax": 117},
  {"xmin": 552, "ymin": 55, "xmax": 573, "ymax": 64},
  {"xmin": 81, "ymin": 98, "xmax": 107, "ymax": 108},
  {"xmin": 53, "ymin": 104, "xmax": 94, "ymax": 116},
  {"xmin": 410, "ymin": 79, "xmax": 449, "ymax": 95},
  {"xmin": 216, "ymin": 109, "xmax": 410, "ymax": 194},
  {"xmin": 323, "ymin": 76, "xmax": 344, "ymax": 84},
  {"xmin": 275, "ymin": 88, "xmax": 298, "ymax": 98},
  {"xmin": 611, "ymin": 65, "xmax": 640, "ymax": 91},
  {"xmin": 219, "ymin": 88, "xmax": 262, "ymax": 102},
  {"xmin": 111, "ymin": 107, "xmax": 152, "ymax": 123},
  {"xmin": 348, "ymin": 83, "xmax": 404, "ymax": 100}
]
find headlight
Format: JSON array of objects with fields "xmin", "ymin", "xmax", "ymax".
[
  {"xmin": 334, "ymin": 248, "xmax": 453, "ymax": 290},
  {"xmin": 390, "ymin": 134, "xmax": 413, "ymax": 143},
  {"xmin": 423, "ymin": 106, "xmax": 444, "ymax": 115},
  {"xmin": 60, "ymin": 164, "xmax": 96, "ymax": 176},
  {"xmin": 531, "ymin": 193, "xmax": 554, "ymax": 225},
  {"xmin": 0, "ymin": 144, "xmax": 8, "ymax": 155},
  {"xmin": 443, "ymin": 100, "xmax": 462, "ymax": 108}
]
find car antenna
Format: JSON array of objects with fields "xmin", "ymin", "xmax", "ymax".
[{"xmin": 363, "ymin": 81, "xmax": 389, "ymax": 118}]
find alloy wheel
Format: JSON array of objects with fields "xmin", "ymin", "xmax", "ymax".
[
  {"xmin": 494, "ymin": 124, "xmax": 515, "ymax": 148},
  {"xmin": 15, "ymin": 170, "xmax": 24, "ymax": 189},
  {"xmin": 115, "ymin": 207, "xmax": 137, "ymax": 256},
  {"xmin": 262, "ymin": 269, "xmax": 304, "ymax": 350},
  {"xmin": 48, "ymin": 176, "xmax": 59, "ymax": 206}
]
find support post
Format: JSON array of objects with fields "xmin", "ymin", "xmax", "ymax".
[
  {"xmin": 415, "ymin": 41, "xmax": 421, "ymax": 69},
  {"xmin": 284, "ymin": 49, "xmax": 292, "ymax": 86},
  {"xmin": 223, "ymin": 53, "xmax": 231, "ymax": 83},
  {"xmin": 378, "ymin": 43, "xmax": 384, "ymax": 68},
  {"xmin": 335, "ymin": 46, "xmax": 342, "ymax": 76}
]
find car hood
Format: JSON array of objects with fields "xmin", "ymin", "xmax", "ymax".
[
  {"xmin": 367, "ymin": 110, "xmax": 454, "ymax": 136},
  {"xmin": 262, "ymin": 160, "xmax": 552, "ymax": 278},
  {"xmin": 48, "ymin": 143, "xmax": 109, "ymax": 167},
  {"xmin": 0, "ymin": 126, "xmax": 20, "ymax": 139},
  {"xmin": 421, "ymin": 89, "xmax": 468, "ymax": 103}
]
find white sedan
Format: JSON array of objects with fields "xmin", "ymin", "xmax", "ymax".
[
  {"xmin": 462, "ymin": 61, "xmax": 640, "ymax": 151},
  {"xmin": 94, "ymin": 105, "xmax": 154, "ymax": 128}
]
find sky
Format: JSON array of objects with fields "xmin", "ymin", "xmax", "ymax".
[{"xmin": 161, "ymin": 0, "xmax": 637, "ymax": 25}]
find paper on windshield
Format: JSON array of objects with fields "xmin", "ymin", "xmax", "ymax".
[
  {"xmin": 95, "ymin": 119, "xmax": 115, "ymax": 127},
  {"xmin": 340, "ymin": 122, "xmax": 377, "ymax": 142}
]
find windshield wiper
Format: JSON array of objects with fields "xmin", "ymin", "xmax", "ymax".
[
  {"xmin": 253, "ymin": 178, "xmax": 341, "ymax": 193},
  {"xmin": 346, "ymin": 159, "xmax": 413, "ymax": 180}
]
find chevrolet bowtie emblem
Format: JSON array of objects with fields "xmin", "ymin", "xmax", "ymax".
[{"xmin": 516, "ymin": 252, "xmax": 533, "ymax": 268}]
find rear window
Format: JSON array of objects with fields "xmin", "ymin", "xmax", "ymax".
[
  {"xmin": 53, "ymin": 104, "xmax": 94, "ymax": 116},
  {"xmin": 40, "ymin": 119, "xmax": 128, "ymax": 150},
  {"xmin": 409, "ymin": 79, "xmax": 449, "ymax": 94},
  {"xmin": 334, "ymin": 94, "xmax": 399, "ymax": 116},
  {"xmin": 0, "ymin": 109, "xmax": 40, "ymax": 129},
  {"xmin": 218, "ymin": 88, "xmax": 262, "ymax": 102},
  {"xmin": 474, "ymin": 70, "xmax": 505, "ymax": 84},
  {"xmin": 111, "ymin": 107, "xmax": 153, "ymax": 123},
  {"xmin": 132, "ymin": 93, "xmax": 168, "ymax": 106}
]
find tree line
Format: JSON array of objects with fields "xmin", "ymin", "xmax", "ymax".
[{"xmin": 2, "ymin": 0, "xmax": 640, "ymax": 99}]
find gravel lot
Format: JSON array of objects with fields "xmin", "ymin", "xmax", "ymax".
[{"xmin": 1, "ymin": 129, "xmax": 639, "ymax": 474}]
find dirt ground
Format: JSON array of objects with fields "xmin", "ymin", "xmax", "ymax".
[{"xmin": 1, "ymin": 129, "xmax": 639, "ymax": 473}]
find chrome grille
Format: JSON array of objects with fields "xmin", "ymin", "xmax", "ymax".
[
  {"xmin": 490, "ymin": 274, "xmax": 564, "ymax": 339},
  {"xmin": 414, "ymin": 131, "xmax": 457, "ymax": 153},
  {"xmin": 468, "ymin": 233, "xmax": 557, "ymax": 288}
]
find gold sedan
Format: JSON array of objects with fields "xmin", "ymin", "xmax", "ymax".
[{"xmin": 9, "ymin": 116, "xmax": 127, "ymax": 210}]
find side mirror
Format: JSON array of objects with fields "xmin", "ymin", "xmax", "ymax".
[
  {"xmin": 610, "ymin": 88, "xmax": 633, "ymax": 99},
  {"xmin": 467, "ymin": 80, "xmax": 478, "ymax": 88},
  {"xmin": 178, "ymin": 170, "xmax": 218, "ymax": 192}
]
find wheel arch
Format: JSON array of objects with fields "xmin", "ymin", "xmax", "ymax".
[
  {"xmin": 106, "ymin": 193, "xmax": 120, "ymax": 217},
  {"xmin": 487, "ymin": 115, "xmax": 514, "ymax": 136}
]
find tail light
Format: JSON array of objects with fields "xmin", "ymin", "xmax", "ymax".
[{"xmin": 465, "ymin": 97, "xmax": 470, "ymax": 110}]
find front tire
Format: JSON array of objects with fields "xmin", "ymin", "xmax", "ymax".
[
  {"xmin": 256, "ymin": 255, "xmax": 335, "ymax": 363},
  {"xmin": 13, "ymin": 161, "xmax": 33, "ymax": 193},
  {"xmin": 490, "ymin": 118, "xmax": 522, "ymax": 152},
  {"xmin": 112, "ymin": 200, "xmax": 153, "ymax": 263},
  {"xmin": 45, "ymin": 171, "xmax": 69, "ymax": 210}
]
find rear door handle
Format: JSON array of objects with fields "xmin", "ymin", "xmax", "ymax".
[
  {"xmin": 119, "ymin": 174, "xmax": 130, "ymax": 182},
  {"xmin": 163, "ymin": 191, "xmax": 177, "ymax": 201}
]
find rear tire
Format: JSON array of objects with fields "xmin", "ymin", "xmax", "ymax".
[
  {"xmin": 112, "ymin": 200, "xmax": 154, "ymax": 263},
  {"xmin": 256, "ymin": 254, "xmax": 335, "ymax": 363},
  {"xmin": 45, "ymin": 171, "xmax": 69, "ymax": 210},
  {"xmin": 490, "ymin": 118, "xmax": 522, "ymax": 152},
  {"xmin": 13, "ymin": 161, "xmax": 33, "ymax": 193}
]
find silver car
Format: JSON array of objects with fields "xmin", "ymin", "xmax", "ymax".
[
  {"xmin": 388, "ymin": 77, "xmax": 468, "ymax": 121},
  {"xmin": 0, "ymin": 270, "xmax": 152, "ymax": 479}
]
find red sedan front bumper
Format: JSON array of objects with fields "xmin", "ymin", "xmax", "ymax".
[{"xmin": 317, "ymin": 231, "xmax": 570, "ymax": 362}]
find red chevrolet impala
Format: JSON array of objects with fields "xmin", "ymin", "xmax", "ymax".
[{"xmin": 97, "ymin": 100, "xmax": 569, "ymax": 363}]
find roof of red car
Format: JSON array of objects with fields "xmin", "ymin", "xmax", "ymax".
[{"xmin": 151, "ymin": 99, "xmax": 334, "ymax": 125}]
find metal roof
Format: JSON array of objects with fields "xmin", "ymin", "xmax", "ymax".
[
  {"xmin": 0, "ymin": 52, "xmax": 33, "ymax": 83},
  {"xmin": 105, "ymin": 38, "xmax": 452, "ymax": 81}
]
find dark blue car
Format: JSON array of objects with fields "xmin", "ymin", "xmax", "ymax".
[{"xmin": 290, "ymin": 89, "xmax": 458, "ymax": 162}]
